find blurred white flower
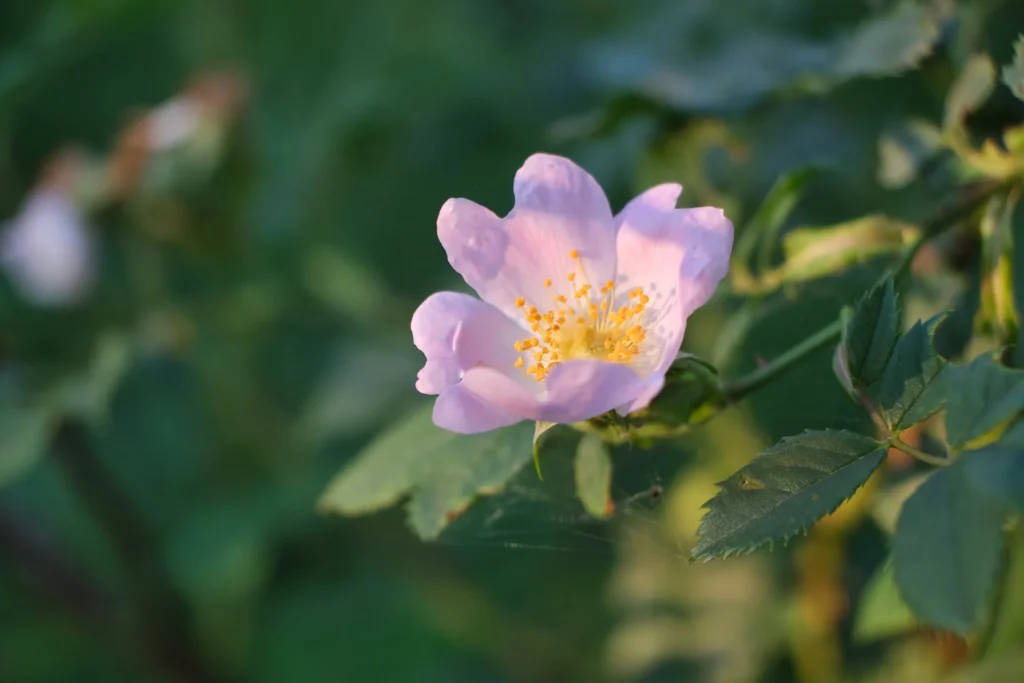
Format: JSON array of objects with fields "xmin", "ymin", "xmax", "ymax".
[
  {"xmin": 1, "ymin": 189, "xmax": 94, "ymax": 306},
  {"xmin": 147, "ymin": 98, "xmax": 201, "ymax": 151}
]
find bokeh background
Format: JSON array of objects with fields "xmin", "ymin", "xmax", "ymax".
[{"xmin": 2, "ymin": 1, "xmax": 1024, "ymax": 682}]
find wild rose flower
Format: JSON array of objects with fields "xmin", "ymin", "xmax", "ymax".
[
  {"xmin": 1, "ymin": 189, "xmax": 93, "ymax": 306},
  {"xmin": 412, "ymin": 153, "xmax": 733, "ymax": 434}
]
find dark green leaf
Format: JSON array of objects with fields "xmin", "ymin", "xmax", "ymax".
[
  {"xmin": 854, "ymin": 561, "xmax": 916, "ymax": 642},
  {"xmin": 318, "ymin": 403, "xmax": 534, "ymax": 540},
  {"xmin": 574, "ymin": 435, "xmax": 613, "ymax": 519},
  {"xmin": 893, "ymin": 465, "xmax": 1006, "ymax": 635},
  {"xmin": 877, "ymin": 119, "xmax": 944, "ymax": 189},
  {"xmin": 781, "ymin": 216, "xmax": 916, "ymax": 285},
  {"xmin": 0, "ymin": 398, "xmax": 57, "ymax": 490},
  {"xmin": 880, "ymin": 314, "xmax": 948, "ymax": 431},
  {"xmin": 946, "ymin": 355, "xmax": 1024, "ymax": 447},
  {"xmin": 533, "ymin": 421, "xmax": 559, "ymax": 479},
  {"xmin": 693, "ymin": 430, "xmax": 886, "ymax": 560},
  {"xmin": 962, "ymin": 421, "xmax": 1024, "ymax": 511},
  {"xmin": 843, "ymin": 276, "xmax": 900, "ymax": 392}
]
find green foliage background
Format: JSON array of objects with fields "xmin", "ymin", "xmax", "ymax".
[{"xmin": 2, "ymin": 1, "xmax": 1024, "ymax": 682}]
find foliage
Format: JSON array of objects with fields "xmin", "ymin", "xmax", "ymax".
[{"xmin": 4, "ymin": 2, "xmax": 1024, "ymax": 683}]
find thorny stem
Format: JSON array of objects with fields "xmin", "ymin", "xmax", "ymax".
[
  {"xmin": 52, "ymin": 419, "xmax": 237, "ymax": 683},
  {"xmin": 722, "ymin": 179, "xmax": 1008, "ymax": 406}
]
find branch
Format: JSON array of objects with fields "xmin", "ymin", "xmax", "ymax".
[
  {"xmin": 52, "ymin": 419, "xmax": 237, "ymax": 683},
  {"xmin": 720, "ymin": 179, "xmax": 1008, "ymax": 405}
]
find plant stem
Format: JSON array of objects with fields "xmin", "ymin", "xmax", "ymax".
[
  {"xmin": 52, "ymin": 419, "xmax": 236, "ymax": 683},
  {"xmin": 722, "ymin": 320, "xmax": 842, "ymax": 402},
  {"xmin": 722, "ymin": 178, "xmax": 1007, "ymax": 406},
  {"xmin": 888, "ymin": 436, "xmax": 950, "ymax": 467}
]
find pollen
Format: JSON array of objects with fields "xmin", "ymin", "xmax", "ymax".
[{"xmin": 510, "ymin": 251, "xmax": 652, "ymax": 381}]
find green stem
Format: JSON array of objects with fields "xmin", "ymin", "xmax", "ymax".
[
  {"xmin": 722, "ymin": 179, "xmax": 1007, "ymax": 406},
  {"xmin": 722, "ymin": 320, "xmax": 842, "ymax": 402},
  {"xmin": 888, "ymin": 435, "xmax": 950, "ymax": 467}
]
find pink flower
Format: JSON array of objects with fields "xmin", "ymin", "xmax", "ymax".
[{"xmin": 412, "ymin": 154, "xmax": 733, "ymax": 434}]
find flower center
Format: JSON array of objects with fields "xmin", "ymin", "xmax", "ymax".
[{"xmin": 512, "ymin": 249, "xmax": 650, "ymax": 382}]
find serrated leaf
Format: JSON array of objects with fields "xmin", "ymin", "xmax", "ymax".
[
  {"xmin": 781, "ymin": 216, "xmax": 916, "ymax": 285},
  {"xmin": 893, "ymin": 465, "xmax": 1006, "ymax": 635},
  {"xmin": 1003, "ymin": 36, "xmax": 1024, "ymax": 102},
  {"xmin": 962, "ymin": 421, "xmax": 1024, "ymax": 512},
  {"xmin": 318, "ymin": 403, "xmax": 534, "ymax": 540},
  {"xmin": 843, "ymin": 276, "xmax": 900, "ymax": 392},
  {"xmin": 880, "ymin": 314, "xmax": 948, "ymax": 431},
  {"xmin": 945, "ymin": 54, "xmax": 996, "ymax": 128},
  {"xmin": 946, "ymin": 355, "xmax": 1024, "ymax": 447},
  {"xmin": 575, "ymin": 435, "xmax": 613, "ymax": 519},
  {"xmin": 854, "ymin": 561, "xmax": 916, "ymax": 642},
  {"xmin": 831, "ymin": 3, "xmax": 939, "ymax": 80},
  {"xmin": 693, "ymin": 430, "xmax": 886, "ymax": 560}
]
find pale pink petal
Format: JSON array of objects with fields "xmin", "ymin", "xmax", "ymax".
[
  {"xmin": 438, "ymin": 154, "xmax": 616, "ymax": 320},
  {"xmin": 539, "ymin": 360, "xmax": 647, "ymax": 424},
  {"xmin": 411, "ymin": 292, "xmax": 522, "ymax": 395},
  {"xmin": 616, "ymin": 374, "xmax": 666, "ymax": 416},
  {"xmin": 615, "ymin": 187, "xmax": 733, "ymax": 379},
  {"xmin": 457, "ymin": 360, "xmax": 646, "ymax": 425},
  {"xmin": 433, "ymin": 384, "xmax": 524, "ymax": 434}
]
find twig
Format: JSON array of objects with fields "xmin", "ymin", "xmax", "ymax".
[{"xmin": 52, "ymin": 419, "xmax": 238, "ymax": 683}]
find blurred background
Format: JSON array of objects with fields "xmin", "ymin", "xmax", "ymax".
[{"xmin": 2, "ymin": 1, "xmax": 1024, "ymax": 682}]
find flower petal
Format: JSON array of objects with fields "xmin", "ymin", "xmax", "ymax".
[
  {"xmin": 616, "ymin": 374, "xmax": 666, "ymax": 416},
  {"xmin": 411, "ymin": 292, "xmax": 523, "ymax": 395},
  {"xmin": 457, "ymin": 360, "xmax": 647, "ymax": 425},
  {"xmin": 615, "ymin": 186, "xmax": 733, "ymax": 377},
  {"xmin": 433, "ymin": 384, "xmax": 524, "ymax": 434},
  {"xmin": 438, "ymin": 154, "xmax": 616, "ymax": 319},
  {"xmin": 539, "ymin": 360, "xmax": 647, "ymax": 423}
]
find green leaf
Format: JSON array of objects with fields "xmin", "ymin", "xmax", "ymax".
[
  {"xmin": 318, "ymin": 403, "xmax": 534, "ymax": 540},
  {"xmin": 843, "ymin": 276, "xmax": 900, "ymax": 392},
  {"xmin": 533, "ymin": 421, "xmax": 559, "ymax": 479},
  {"xmin": 0, "ymin": 398, "xmax": 58, "ymax": 490},
  {"xmin": 1003, "ymin": 35, "xmax": 1024, "ymax": 102},
  {"xmin": 781, "ymin": 216, "xmax": 916, "ymax": 285},
  {"xmin": 830, "ymin": 3, "xmax": 940, "ymax": 81},
  {"xmin": 880, "ymin": 314, "xmax": 948, "ymax": 431},
  {"xmin": 946, "ymin": 355, "xmax": 1024, "ymax": 447},
  {"xmin": 877, "ymin": 119, "xmax": 944, "ymax": 189},
  {"xmin": 962, "ymin": 421, "xmax": 1024, "ymax": 512},
  {"xmin": 854, "ymin": 561, "xmax": 917, "ymax": 642},
  {"xmin": 945, "ymin": 54, "xmax": 997, "ymax": 129},
  {"xmin": 574, "ymin": 435, "xmax": 613, "ymax": 519},
  {"xmin": 733, "ymin": 167, "xmax": 818, "ymax": 273},
  {"xmin": 693, "ymin": 430, "xmax": 886, "ymax": 560},
  {"xmin": 893, "ymin": 465, "xmax": 1007, "ymax": 635}
]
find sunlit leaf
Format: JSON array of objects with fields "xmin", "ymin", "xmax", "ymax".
[
  {"xmin": 732, "ymin": 167, "xmax": 819, "ymax": 275},
  {"xmin": 693, "ymin": 430, "xmax": 886, "ymax": 560},
  {"xmin": 318, "ymin": 403, "xmax": 534, "ymax": 540},
  {"xmin": 1003, "ymin": 35, "xmax": 1024, "ymax": 102},
  {"xmin": 781, "ymin": 216, "xmax": 916, "ymax": 285},
  {"xmin": 877, "ymin": 119, "xmax": 945, "ymax": 189},
  {"xmin": 893, "ymin": 465, "xmax": 1006, "ymax": 636},
  {"xmin": 945, "ymin": 355, "xmax": 1024, "ymax": 447},
  {"xmin": 945, "ymin": 54, "xmax": 996, "ymax": 129},
  {"xmin": 879, "ymin": 314, "xmax": 948, "ymax": 431},
  {"xmin": 574, "ymin": 435, "xmax": 613, "ymax": 519},
  {"xmin": 842, "ymin": 275, "xmax": 900, "ymax": 394}
]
